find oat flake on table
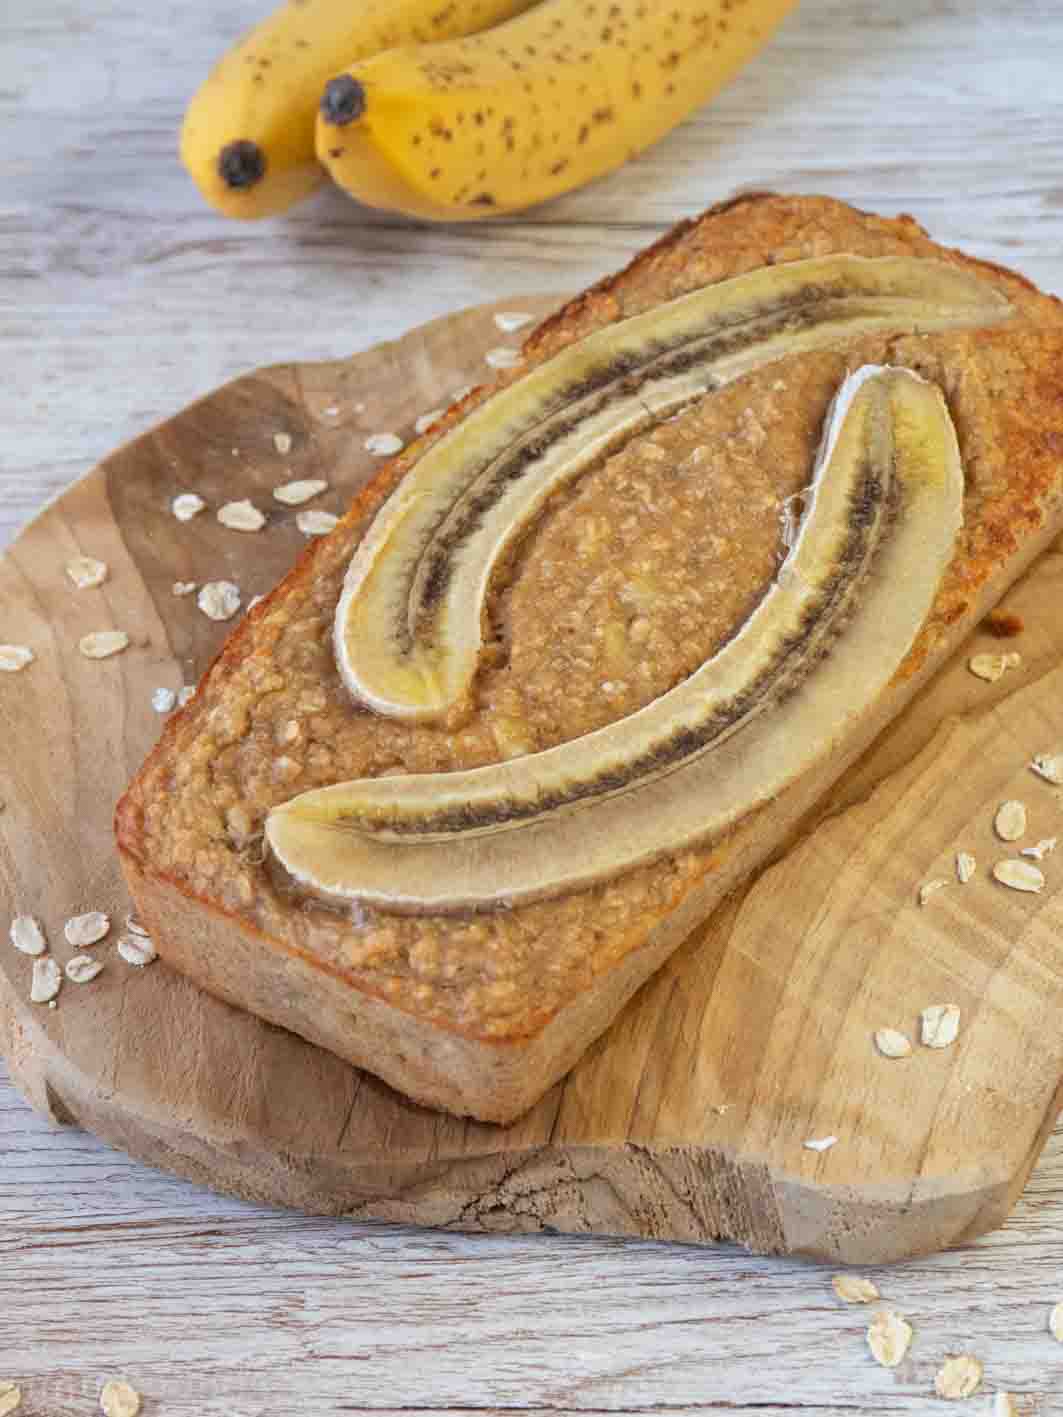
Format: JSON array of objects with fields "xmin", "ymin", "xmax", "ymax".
[
  {"xmin": 64, "ymin": 911, "xmax": 110, "ymax": 947},
  {"xmin": 414, "ymin": 408, "xmax": 445, "ymax": 435},
  {"xmin": 956, "ymin": 851, "xmax": 977, "ymax": 883},
  {"xmin": 365, "ymin": 432, "xmax": 404, "ymax": 456},
  {"xmin": 874, "ymin": 1027, "xmax": 912, "ymax": 1059},
  {"xmin": 65, "ymin": 954, "xmax": 104, "ymax": 984},
  {"xmin": 0, "ymin": 1382, "xmax": 21, "ymax": 1417},
  {"xmin": 171, "ymin": 492, "xmax": 206, "ymax": 521},
  {"xmin": 79, "ymin": 630, "xmax": 129, "ymax": 660},
  {"xmin": 803, "ymin": 1135, "xmax": 837, "ymax": 1152},
  {"xmin": 993, "ymin": 858, "xmax": 1045, "ymax": 893},
  {"xmin": 272, "ymin": 430, "xmax": 293, "ymax": 455},
  {"xmin": 994, "ymin": 799, "xmax": 1027, "ymax": 842},
  {"xmin": 172, "ymin": 580, "xmax": 197, "ymax": 597},
  {"xmin": 0, "ymin": 645, "xmax": 34, "ymax": 672},
  {"xmin": 30, "ymin": 956, "xmax": 62, "ymax": 1004},
  {"xmin": 151, "ymin": 686, "xmax": 176, "ymax": 714},
  {"xmin": 494, "ymin": 310, "xmax": 534, "ymax": 333},
  {"xmin": 866, "ymin": 1308, "xmax": 913, "ymax": 1368},
  {"xmin": 968, "ymin": 651, "xmax": 1021, "ymax": 682},
  {"xmin": 832, "ymin": 1274, "xmax": 880, "ymax": 1304},
  {"xmin": 296, "ymin": 509, "xmax": 339, "ymax": 537},
  {"xmin": 1031, "ymin": 752, "xmax": 1063, "ymax": 785},
  {"xmin": 918, "ymin": 877, "xmax": 949, "ymax": 906},
  {"xmin": 100, "ymin": 1379, "xmax": 141, "ymax": 1417},
  {"xmin": 66, "ymin": 555, "xmax": 108, "ymax": 589},
  {"xmin": 934, "ymin": 1354, "xmax": 984, "ymax": 1400},
  {"xmin": 273, "ymin": 478, "xmax": 328, "ymax": 506},
  {"xmin": 920, "ymin": 1003, "xmax": 961, "ymax": 1049},
  {"xmin": 217, "ymin": 498, "xmax": 266, "ymax": 532},
  {"xmin": 126, "ymin": 915, "xmax": 150, "ymax": 937},
  {"xmin": 1051, "ymin": 1299, "xmax": 1063, "ymax": 1342},
  {"xmin": 118, "ymin": 935, "xmax": 157, "ymax": 967},
  {"xmin": 1022, "ymin": 837, "xmax": 1057, "ymax": 861},
  {"xmin": 10, "ymin": 915, "xmax": 47, "ymax": 956},
  {"xmin": 197, "ymin": 581, "xmax": 241, "ymax": 621}
]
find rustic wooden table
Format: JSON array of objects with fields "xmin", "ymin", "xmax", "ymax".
[{"xmin": 3, "ymin": 1, "xmax": 1063, "ymax": 1413}]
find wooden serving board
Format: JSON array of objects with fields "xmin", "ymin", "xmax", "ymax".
[{"xmin": 3, "ymin": 296, "xmax": 1063, "ymax": 1265}]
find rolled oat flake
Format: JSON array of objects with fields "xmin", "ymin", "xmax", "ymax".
[
  {"xmin": 30, "ymin": 956, "xmax": 62, "ymax": 1004},
  {"xmin": 934, "ymin": 1354, "xmax": 983, "ymax": 1400},
  {"xmin": 10, "ymin": 915, "xmax": 47, "ymax": 956},
  {"xmin": 66, "ymin": 954, "xmax": 104, "ymax": 984},
  {"xmin": 66, "ymin": 555, "xmax": 109, "ymax": 589},
  {"xmin": 920, "ymin": 1003, "xmax": 961, "ymax": 1049},
  {"xmin": 993, "ymin": 858, "xmax": 1045, "ymax": 893},
  {"xmin": 0, "ymin": 1381, "xmax": 22, "ymax": 1416},
  {"xmin": 197, "ymin": 581, "xmax": 242, "ymax": 622},
  {"xmin": 79, "ymin": 630, "xmax": 129, "ymax": 659},
  {"xmin": 832, "ymin": 1274, "xmax": 880, "ymax": 1304},
  {"xmin": 64, "ymin": 911, "xmax": 110, "ymax": 947},
  {"xmin": 866, "ymin": 1308, "xmax": 913, "ymax": 1368},
  {"xmin": 118, "ymin": 935, "xmax": 157, "ymax": 967},
  {"xmin": 100, "ymin": 1380, "xmax": 141, "ymax": 1417},
  {"xmin": 874, "ymin": 1027, "xmax": 912, "ymax": 1059},
  {"xmin": 0, "ymin": 645, "xmax": 34, "ymax": 672}
]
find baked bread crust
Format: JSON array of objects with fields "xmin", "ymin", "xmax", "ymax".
[{"xmin": 116, "ymin": 194, "xmax": 1063, "ymax": 1122}]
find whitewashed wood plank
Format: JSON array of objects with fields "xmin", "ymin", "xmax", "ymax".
[{"xmin": 3, "ymin": 1069, "xmax": 1063, "ymax": 1415}]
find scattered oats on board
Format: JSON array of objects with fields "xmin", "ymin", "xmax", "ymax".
[
  {"xmin": 494, "ymin": 310, "xmax": 534, "ymax": 333},
  {"xmin": 1030, "ymin": 752, "xmax": 1063, "ymax": 786},
  {"xmin": 484, "ymin": 345, "xmax": 524, "ymax": 370},
  {"xmin": 30, "ymin": 956, "xmax": 62, "ymax": 1004},
  {"xmin": 994, "ymin": 800, "xmax": 1027, "ymax": 842},
  {"xmin": 365, "ymin": 432, "xmax": 404, "ymax": 456},
  {"xmin": 414, "ymin": 408, "xmax": 445, "ymax": 435},
  {"xmin": 177, "ymin": 685, "xmax": 195, "ymax": 707},
  {"xmin": 968, "ymin": 651, "xmax": 1021, "ymax": 682},
  {"xmin": 921, "ymin": 1003, "xmax": 961, "ymax": 1049},
  {"xmin": 874, "ymin": 1027, "xmax": 912, "ymax": 1059},
  {"xmin": 151, "ymin": 686, "xmax": 176, "ymax": 714},
  {"xmin": 993, "ymin": 1395, "xmax": 1019, "ymax": 1417},
  {"xmin": 0, "ymin": 645, "xmax": 34, "ymax": 672},
  {"xmin": 100, "ymin": 1379, "xmax": 142, "ymax": 1417},
  {"xmin": 64, "ymin": 911, "xmax": 110, "ymax": 948},
  {"xmin": 956, "ymin": 851, "xmax": 977, "ymax": 884},
  {"xmin": 65, "ymin": 954, "xmax": 104, "ymax": 984},
  {"xmin": 79, "ymin": 630, "xmax": 129, "ymax": 660},
  {"xmin": 832, "ymin": 1274, "xmax": 880, "ymax": 1304},
  {"xmin": 934, "ymin": 1354, "xmax": 984, "ymax": 1400},
  {"xmin": 10, "ymin": 915, "xmax": 47, "ymax": 956},
  {"xmin": 197, "ymin": 581, "xmax": 241, "ymax": 622},
  {"xmin": 803, "ymin": 1135, "xmax": 837, "ymax": 1152},
  {"xmin": 273, "ymin": 478, "xmax": 328, "ymax": 506},
  {"xmin": 1022, "ymin": 837, "xmax": 1057, "ymax": 861},
  {"xmin": 217, "ymin": 498, "xmax": 266, "ymax": 532},
  {"xmin": 1050, "ymin": 1299, "xmax": 1063, "ymax": 1342},
  {"xmin": 918, "ymin": 877, "xmax": 949, "ymax": 906},
  {"xmin": 993, "ymin": 858, "xmax": 1045, "ymax": 893},
  {"xmin": 118, "ymin": 935, "xmax": 157, "ymax": 967},
  {"xmin": 172, "ymin": 580, "xmax": 197, "ymax": 597},
  {"xmin": 866, "ymin": 1308, "xmax": 913, "ymax": 1368},
  {"xmin": 272, "ymin": 430, "xmax": 293, "ymax": 455},
  {"xmin": 296, "ymin": 509, "xmax": 339, "ymax": 537},
  {"xmin": 0, "ymin": 1382, "xmax": 21, "ymax": 1417},
  {"xmin": 66, "ymin": 555, "xmax": 108, "ymax": 589},
  {"xmin": 171, "ymin": 492, "xmax": 206, "ymax": 521}
]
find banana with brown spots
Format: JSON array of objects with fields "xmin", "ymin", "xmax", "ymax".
[
  {"xmin": 315, "ymin": 0, "xmax": 799, "ymax": 220},
  {"xmin": 181, "ymin": 0, "xmax": 540, "ymax": 220}
]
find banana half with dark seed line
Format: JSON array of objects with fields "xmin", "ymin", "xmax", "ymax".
[{"xmin": 267, "ymin": 257, "xmax": 1007, "ymax": 912}]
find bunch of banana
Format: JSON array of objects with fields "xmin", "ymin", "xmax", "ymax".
[
  {"xmin": 183, "ymin": 0, "xmax": 797, "ymax": 222},
  {"xmin": 181, "ymin": 0, "xmax": 540, "ymax": 219}
]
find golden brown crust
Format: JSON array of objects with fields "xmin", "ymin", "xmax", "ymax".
[{"xmin": 116, "ymin": 193, "xmax": 1063, "ymax": 1120}]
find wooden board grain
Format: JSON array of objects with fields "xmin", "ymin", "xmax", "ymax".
[{"xmin": 2, "ymin": 295, "xmax": 1063, "ymax": 1266}]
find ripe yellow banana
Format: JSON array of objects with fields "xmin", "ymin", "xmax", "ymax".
[
  {"xmin": 315, "ymin": 0, "xmax": 799, "ymax": 221},
  {"xmin": 181, "ymin": 0, "xmax": 540, "ymax": 220}
]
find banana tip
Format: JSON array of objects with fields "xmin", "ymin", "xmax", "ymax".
[
  {"xmin": 321, "ymin": 75, "xmax": 367, "ymax": 127},
  {"xmin": 218, "ymin": 139, "xmax": 267, "ymax": 191}
]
